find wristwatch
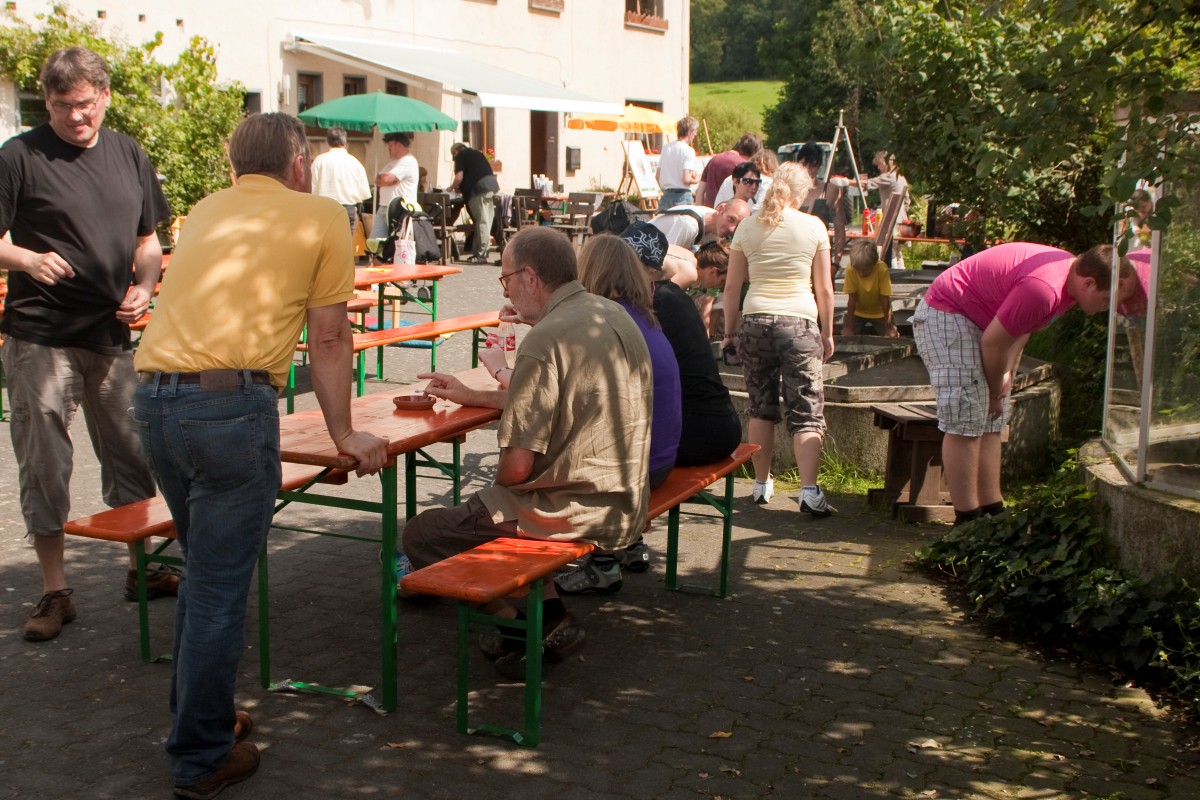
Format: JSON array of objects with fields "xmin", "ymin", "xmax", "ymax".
[{"xmin": 492, "ymin": 366, "xmax": 511, "ymax": 380}]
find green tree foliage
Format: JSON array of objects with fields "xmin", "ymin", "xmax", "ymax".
[
  {"xmin": 689, "ymin": 0, "xmax": 789, "ymax": 84},
  {"xmin": 762, "ymin": 1, "xmax": 1200, "ymax": 251},
  {"xmin": 761, "ymin": 0, "xmax": 894, "ymax": 168},
  {"xmin": 689, "ymin": 96, "xmax": 764, "ymax": 154},
  {"xmin": 0, "ymin": 4, "xmax": 245, "ymax": 217}
]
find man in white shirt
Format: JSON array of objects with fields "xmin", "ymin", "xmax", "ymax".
[
  {"xmin": 649, "ymin": 200, "xmax": 750, "ymax": 251},
  {"xmin": 310, "ymin": 127, "xmax": 371, "ymax": 235},
  {"xmin": 371, "ymin": 131, "xmax": 419, "ymax": 239},
  {"xmin": 656, "ymin": 116, "xmax": 701, "ymax": 211}
]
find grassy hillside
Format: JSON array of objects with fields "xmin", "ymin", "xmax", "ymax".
[{"xmin": 690, "ymin": 80, "xmax": 783, "ymax": 128}]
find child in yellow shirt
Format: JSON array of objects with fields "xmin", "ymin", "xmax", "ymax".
[{"xmin": 842, "ymin": 239, "xmax": 899, "ymax": 337}]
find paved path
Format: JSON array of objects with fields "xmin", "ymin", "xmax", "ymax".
[{"xmin": 1, "ymin": 259, "xmax": 1197, "ymax": 799}]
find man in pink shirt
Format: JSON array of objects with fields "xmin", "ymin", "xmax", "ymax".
[{"xmin": 912, "ymin": 242, "xmax": 1133, "ymax": 525}]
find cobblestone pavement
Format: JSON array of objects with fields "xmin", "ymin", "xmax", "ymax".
[{"xmin": 1, "ymin": 260, "xmax": 1197, "ymax": 799}]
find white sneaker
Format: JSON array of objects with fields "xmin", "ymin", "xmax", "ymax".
[
  {"xmin": 799, "ymin": 486, "xmax": 836, "ymax": 517},
  {"xmin": 751, "ymin": 479, "xmax": 774, "ymax": 504}
]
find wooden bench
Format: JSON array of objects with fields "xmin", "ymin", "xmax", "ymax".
[
  {"xmin": 866, "ymin": 402, "xmax": 1008, "ymax": 523},
  {"xmin": 397, "ymin": 441, "xmax": 758, "ymax": 745},
  {"xmin": 64, "ymin": 462, "xmax": 344, "ymax": 664},
  {"xmin": 400, "ymin": 537, "xmax": 594, "ymax": 747},
  {"xmin": 286, "ymin": 311, "xmax": 501, "ymax": 412},
  {"xmin": 647, "ymin": 442, "xmax": 759, "ymax": 599}
]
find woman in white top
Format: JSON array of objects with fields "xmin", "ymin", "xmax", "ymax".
[{"xmin": 722, "ymin": 161, "xmax": 837, "ymax": 516}]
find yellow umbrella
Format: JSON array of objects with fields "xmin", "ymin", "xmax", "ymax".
[{"xmin": 566, "ymin": 104, "xmax": 678, "ymax": 135}]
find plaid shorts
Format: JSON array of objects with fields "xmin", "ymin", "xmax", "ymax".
[
  {"xmin": 738, "ymin": 314, "xmax": 826, "ymax": 436},
  {"xmin": 912, "ymin": 301, "xmax": 1008, "ymax": 436}
]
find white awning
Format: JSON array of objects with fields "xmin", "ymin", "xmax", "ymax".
[{"xmin": 288, "ymin": 33, "xmax": 621, "ymax": 115}]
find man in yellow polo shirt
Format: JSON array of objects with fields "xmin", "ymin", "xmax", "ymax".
[{"xmin": 133, "ymin": 113, "xmax": 388, "ymax": 800}]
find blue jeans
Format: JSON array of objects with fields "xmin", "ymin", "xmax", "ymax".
[
  {"xmin": 658, "ymin": 188, "xmax": 693, "ymax": 211},
  {"xmin": 133, "ymin": 375, "xmax": 281, "ymax": 786}
]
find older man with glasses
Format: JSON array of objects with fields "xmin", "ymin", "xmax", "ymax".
[{"xmin": 0, "ymin": 46, "xmax": 173, "ymax": 642}]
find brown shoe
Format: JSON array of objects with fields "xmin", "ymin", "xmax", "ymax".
[
  {"xmin": 124, "ymin": 566, "xmax": 181, "ymax": 602},
  {"xmin": 21, "ymin": 588, "xmax": 76, "ymax": 642},
  {"xmin": 174, "ymin": 742, "xmax": 260, "ymax": 799},
  {"xmin": 233, "ymin": 710, "xmax": 252, "ymax": 744}
]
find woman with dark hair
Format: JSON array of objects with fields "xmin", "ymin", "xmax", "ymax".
[
  {"xmin": 713, "ymin": 161, "xmax": 766, "ymax": 211},
  {"xmin": 555, "ymin": 234, "xmax": 682, "ymax": 592},
  {"xmin": 723, "ymin": 161, "xmax": 837, "ymax": 516}
]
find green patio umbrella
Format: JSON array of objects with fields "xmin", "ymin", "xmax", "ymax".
[{"xmin": 298, "ymin": 91, "xmax": 458, "ymax": 133}]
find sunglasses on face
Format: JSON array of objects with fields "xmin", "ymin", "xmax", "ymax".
[{"xmin": 738, "ymin": 177, "xmax": 762, "ymax": 186}]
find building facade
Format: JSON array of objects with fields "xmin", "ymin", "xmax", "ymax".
[{"xmin": 0, "ymin": 0, "xmax": 689, "ymax": 195}]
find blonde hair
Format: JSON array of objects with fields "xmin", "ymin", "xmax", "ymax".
[
  {"xmin": 578, "ymin": 234, "xmax": 657, "ymax": 326},
  {"xmin": 753, "ymin": 149, "xmax": 778, "ymax": 177},
  {"xmin": 755, "ymin": 161, "xmax": 813, "ymax": 228}
]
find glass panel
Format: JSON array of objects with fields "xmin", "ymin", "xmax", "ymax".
[
  {"xmin": 1103, "ymin": 191, "xmax": 1151, "ymax": 479},
  {"xmin": 1144, "ymin": 161, "xmax": 1200, "ymax": 496}
]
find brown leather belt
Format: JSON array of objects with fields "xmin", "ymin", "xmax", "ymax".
[{"xmin": 138, "ymin": 370, "xmax": 273, "ymax": 391}]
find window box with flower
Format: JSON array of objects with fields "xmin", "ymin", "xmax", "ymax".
[
  {"xmin": 484, "ymin": 148, "xmax": 502, "ymax": 174},
  {"xmin": 624, "ymin": 10, "xmax": 668, "ymax": 32}
]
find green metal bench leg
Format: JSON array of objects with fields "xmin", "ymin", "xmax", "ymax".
[
  {"xmin": 663, "ymin": 471, "xmax": 738, "ymax": 599},
  {"xmin": 664, "ymin": 505, "xmax": 682, "ymax": 592},
  {"xmin": 135, "ymin": 541, "xmax": 153, "ymax": 663},
  {"xmin": 470, "ymin": 329, "xmax": 483, "ymax": 368},
  {"xmin": 376, "ymin": 284, "xmax": 386, "ymax": 382},
  {"xmin": 456, "ymin": 579, "xmax": 544, "ymax": 746},
  {"xmin": 286, "ymin": 363, "xmax": 295, "ymax": 415},
  {"xmin": 717, "ymin": 472, "xmax": 735, "ymax": 599},
  {"xmin": 380, "ymin": 461, "xmax": 399, "ymax": 712},
  {"xmin": 137, "ymin": 538, "xmax": 183, "ymax": 663},
  {"xmin": 356, "ymin": 349, "xmax": 366, "ymax": 397},
  {"xmin": 429, "ymin": 280, "xmax": 440, "ymax": 373}
]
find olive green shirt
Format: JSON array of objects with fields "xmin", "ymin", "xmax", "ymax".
[{"xmin": 477, "ymin": 281, "xmax": 652, "ymax": 549}]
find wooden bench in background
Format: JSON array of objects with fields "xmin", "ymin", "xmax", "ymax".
[
  {"xmin": 867, "ymin": 402, "xmax": 1008, "ymax": 523},
  {"xmin": 287, "ymin": 311, "xmax": 501, "ymax": 412},
  {"xmin": 398, "ymin": 441, "xmax": 758, "ymax": 745}
]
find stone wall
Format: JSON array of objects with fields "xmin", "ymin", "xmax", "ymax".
[{"xmin": 1080, "ymin": 440, "xmax": 1200, "ymax": 582}]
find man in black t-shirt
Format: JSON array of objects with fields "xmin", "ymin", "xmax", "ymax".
[
  {"xmin": 0, "ymin": 47, "xmax": 172, "ymax": 642},
  {"xmin": 449, "ymin": 143, "xmax": 500, "ymax": 263}
]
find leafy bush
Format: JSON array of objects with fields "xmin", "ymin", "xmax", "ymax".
[
  {"xmin": 0, "ymin": 4, "xmax": 245, "ymax": 217},
  {"xmin": 689, "ymin": 96, "xmax": 765, "ymax": 153},
  {"xmin": 914, "ymin": 455, "xmax": 1200, "ymax": 715}
]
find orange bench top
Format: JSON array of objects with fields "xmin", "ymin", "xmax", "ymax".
[
  {"xmin": 400, "ymin": 537, "xmax": 594, "ymax": 605},
  {"xmin": 64, "ymin": 463, "xmax": 339, "ymax": 543},
  {"xmin": 646, "ymin": 443, "xmax": 758, "ymax": 520},
  {"xmin": 297, "ymin": 311, "xmax": 501, "ymax": 353}
]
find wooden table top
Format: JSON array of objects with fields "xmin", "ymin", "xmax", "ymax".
[
  {"xmin": 845, "ymin": 231, "xmax": 956, "ymax": 245},
  {"xmin": 354, "ymin": 264, "xmax": 462, "ymax": 288},
  {"xmin": 278, "ymin": 367, "xmax": 500, "ymax": 469}
]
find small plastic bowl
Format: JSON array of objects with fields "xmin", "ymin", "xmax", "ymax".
[{"xmin": 393, "ymin": 394, "xmax": 436, "ymax": 411}]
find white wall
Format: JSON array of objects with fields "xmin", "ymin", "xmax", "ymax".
[{"xmin": 1, "ymin": 0, "xmax": 689, "ymax": 195}]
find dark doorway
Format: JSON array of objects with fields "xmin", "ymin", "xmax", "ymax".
[{"xmin": 531, "ymin": 110, "xmax": 560, "ymax": 186}]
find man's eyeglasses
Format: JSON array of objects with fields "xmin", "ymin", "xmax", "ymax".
[
  {"xmin": 498, "ymin": 266, "xmax": 527, "ymax": 291},
  {"xmin": 48, "ymin": 95, "xmax": 102, "ymax": 116},
  {"xmin": 738, "ymin": 177, "xmax": 762, "ymax": 187}
]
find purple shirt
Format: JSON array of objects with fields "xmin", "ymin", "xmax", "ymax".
[
  {"xmin": 618, "ymin": 300, "xmax": 682, "ymax": 476},
  {"xmin": 923, "ymin": 242, "xmax": 1076, "ymax": 336}
]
